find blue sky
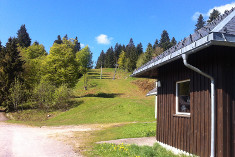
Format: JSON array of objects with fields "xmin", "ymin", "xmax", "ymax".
[{"xmin": 0, "ymin": 0, "xmax": 235, "ymax": 63}]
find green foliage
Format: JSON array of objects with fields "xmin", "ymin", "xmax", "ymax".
[
  {"xmin": 53, "ymin": 84, "xmax": 71, "ymax": 109},
  {"xmin": 95, "ymin": 123, "xmax": 156, "ymax": 142},
  {"xmin": 22, "ymin": 42, "xmax": 47, "ymax": 59},
  {"xmin": 152, "ymin": 46, "xmax": 163, "ymax": 58},
  {"xmin": 17, "ymin": 24, "xmax": 31, "ymax": 48},
  {"xmin": 104, "ymin": 47, "xmax": 115, "ymax": 68},
  {"xmin": 76, "ymin": 46, "xmax": 93, "ymax": 74},
  {"xmin": 136, "ymin": 53, "xmax": 145, "ymax": 68},
  {"xmin": 207, "ymin": 9, "xmax": 220, "ymax": 23},
  {"xmin": 143, "ymin": 43, "xmax": 154, "ymax": 64},
  {"xmin": 170, "ymin": 37, "xmax": 177, "ymax": 47},
  {"xmin": 195, "ymin": 14, "xmax": 205, "ymax": 31},
  {"xmin": 153, "ymin": 39, "xmax": 159, "ymax": 50},
  {"xmin": 117, "ymin": 51, "xmax": 126, "ymax": 70},
  {"xmin": 74, "ymin": 36, "xmax": 81, "ymax": 52},
  {"xmin": 96, "ymin": 50, "xmax": 105, "ymax": 69},
  {"xmin": 159, "ymin": 30, "xmax": 171, "ymax": 51},
  {"xmin": 136, "ymin": 42, "xmax": 143, "ymax": 56},
  {"xmin": 92, "ymin": 143, "xmax": 185, "ymax": 157},
  {"xmin": 42, "ymin": 40, "xmax": 79, "ymax": 87},
  {"xmin": 33, "ymin": 81, "xmax": 55, "ymax": 110},
  {"xmin": 0, "ymin": 37, "xmax": 25, "ymax": 111},
  {"xmin": 54, "ymin": 35, "xmax": 63, "ymax": 44},
  {"xmin": 114, "ymin": 43, "xmax": 123, "ymax": 62},
  {"xmin": 76, "ymin": 46, "xmax": 93, "ymax": 89},
  {"xmin": 9, "ymin": 78, "xmax": 25, "ymax": 111},
  {"xmin": 126, "ymin": 38, "xmax": 137, "ymax": 71}
]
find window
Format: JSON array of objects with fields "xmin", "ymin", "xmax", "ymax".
[{"xmin": 176, "ymin": 80, "xmax": 190, "ymax": 115}]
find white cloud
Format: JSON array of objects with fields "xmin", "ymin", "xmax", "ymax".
[
  {"xmin": 192, "ymin": 2, "xmax": 235, "ymax": 21},
  {"xmin": 96, "ymin": 34, "xmax": 113, "ymax": 44}
]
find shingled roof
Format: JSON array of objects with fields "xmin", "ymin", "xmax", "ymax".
[{"xmin": 132, "ymin": 8, "xmax": 235, "ymax": 78}]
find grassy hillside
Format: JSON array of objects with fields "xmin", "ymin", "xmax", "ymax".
[
  {"xmin": 8, "ymin": 68, "xmax": 156, "ymax": 126},
  {"xmin": 46, "ymin": 68, "xmax": 155, "ymax": 125}
]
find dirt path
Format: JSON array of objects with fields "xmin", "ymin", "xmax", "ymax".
[{"xmin": 0, "ymin": 121, "xmax": 95, "ymax": 157}]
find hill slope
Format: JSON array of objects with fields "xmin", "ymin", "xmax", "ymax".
[{"xmin": 46, "ymin": 68, "xmax": 156, "ymax": 125}]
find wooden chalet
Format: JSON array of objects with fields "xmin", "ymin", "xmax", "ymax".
[{"xmin": 132, "ymin": 9, "xmax": 235, "ymax": 157}]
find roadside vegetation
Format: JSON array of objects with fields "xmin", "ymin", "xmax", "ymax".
[{"xmin": 92, "ymin": 143, "xmax": 189, "ymax": 157}]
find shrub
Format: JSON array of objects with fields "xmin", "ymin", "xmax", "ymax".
[
  {"xmin": 53, "ymin": 84, "xmax": 71, "ymax": 110},
  {"xmin": 33, "ymin": 81, "xmax": 55, "ymax": 110},
  {"xmin": 8, "ymin": 78, "xmax": 26, "ymax": 111}
]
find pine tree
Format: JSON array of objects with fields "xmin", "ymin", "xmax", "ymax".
[
  {"xmin": 195, "ymin": 14, "xmax": 205, "ymax": 31},
  {"xmin": 54, "ymin": 35, "xmax": 63, "ymax": 44},
  {"xmin": 114, "ymin": 43, "xmax": 122, "ymax": 63},
  {"xmin": 170, "ymin": 37, "xmax": 177, "ymax": 47},
  {"xmin": 153, "ymin": 39, "xmax": 159, "ymax": 50},
  {"xmin": 104, "ymin": 47, "xmax": 115, "ymax": 68},
  {"xmin": 136, "ymin": 43, "xmax": 143, "ymax": 56},
  {"xmin": 159, "ymin": 30, "xmax": 171, "ymax": 51},
  {"xmin": 207, "ymin": 9, "xmax": 220, "ymax": 23},
  {"xmin": 0, "ymin": 37, "xmax": 25, "ymax": 110},
  {"xmin": 126, "ymin": 38, "xmax": 137, "ymax": 71},
  {"xmin": 143, "ymin": 43, "xmax": 153, "ymax": 64},
  {"xmin": 17, "ymin": 24, "xmax": 31, "ymax": 48},
  {"xmin": 74, "ymin": 36, "xmax": 81, "ymax": 52},
  {"xmin": 96, "ymin": 50, "xmax": 105, "ymax": 69}
]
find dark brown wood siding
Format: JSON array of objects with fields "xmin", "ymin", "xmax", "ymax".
[{"xmin": 156, "ymin": 46, "xmax": 235, "ymax": 157}]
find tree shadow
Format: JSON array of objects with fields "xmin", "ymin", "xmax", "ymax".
[{"xmin": 82, "ymin": 92, "xmax": 123, "ymax": 98}]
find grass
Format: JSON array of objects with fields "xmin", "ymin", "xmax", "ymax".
[
  {"xmin": 5, "ymin": 69, "xmax": 189, "ymax": 156},
  {"xmin": 93, "ymin": 122, "xmax": 156, "ymax": 142},
  {"xmin": 7, "ymin": 68, "xmax": 155, "ymax": 126},
  {"xmin": 90, "ymin": 143, "xmax": 189, "ymax": 157}
]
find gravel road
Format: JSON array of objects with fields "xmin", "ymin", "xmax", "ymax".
[{"xmin": 0, "ymin": 113, "xmax": 89, "ymax": 157}]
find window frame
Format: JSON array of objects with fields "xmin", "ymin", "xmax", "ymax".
[{"xmin": 176, "ymin": 79, "xmax": 191, "ymax": 115}]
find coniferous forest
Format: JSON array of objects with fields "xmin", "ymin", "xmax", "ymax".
[
  {"xmin": 95, "ymin": 10, "xmax": 220, "ymax": 71},
  {"xmin": 95, "ymin": 30, "xmax": 177, "ymax": 71}
]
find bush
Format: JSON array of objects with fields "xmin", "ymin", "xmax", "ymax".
[
  {"xmin": 33, "ymin": 81, "xmax": 55, "ymax": 110},
  {"xmin": 53, "ymin": 84, "xmax": 71, "ymax": 110},
  {"xmin": 31, "ymin": 82, "xmax": 72, "ymax": 111},
  {"xmin": 8, "ymin": 78, "xmax": 26, "ymax": 111}
]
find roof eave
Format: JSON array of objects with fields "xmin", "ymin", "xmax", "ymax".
[{"xmin": 131, "ymin": 32, "xmax": 235, "ymax": 78}]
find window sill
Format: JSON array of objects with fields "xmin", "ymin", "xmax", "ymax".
[{"xmin": 173, "ymin": 114, "xmax": 191, "ymax": 118}]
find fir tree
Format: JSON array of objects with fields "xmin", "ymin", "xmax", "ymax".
[
  {"xmin": 136, "ymin": 42, "xmax": 143, "ymax": 56},
  {"xmin": 17, "ymin": 24, "xmax": 31, "ymax": 48},
  {"xmin": 143, "ymin": 43, "xmax": 153, "ymax": 64},
  {"xmin": 114, "ymin": 43, "xmax": 122, "ymax": 63},
  {"xmin": 207, "ymin": 9, "xmax": 220, "ymax": 23},
  {"xmin": 104, "ymin": 47, "xmax": 115, "ymax": 68},
  {"xmin": 153, "ymin": 39, "xmax": 159, "ymax": 50},
  {"xmin": 170, "ymin": 37, "xmax": 177, "ymax": 47},
  {"xmin": 195, "ymin": 14, "xmax": 205, "ymax": 31},
  {"xmin": 159, "ymin": 30, "xmax": 171, "ymax": 51},
  {"xmin": 96, "ymin": 50, "xmax": 105, "ymax": 69},
  {"xmin": 54, "ymin": 35, "xmax": 63, "ymax": 44},
  {"xmin": 0, "ymin": 37, "xmax": 25, "ymax": 110},
  {"xmin": 126, "ymin": 38, "xmax": 137, "ymax": 71},
  {"xmin": 74, "ymin": 36, "xmax": 81, "ymax": 52}
]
